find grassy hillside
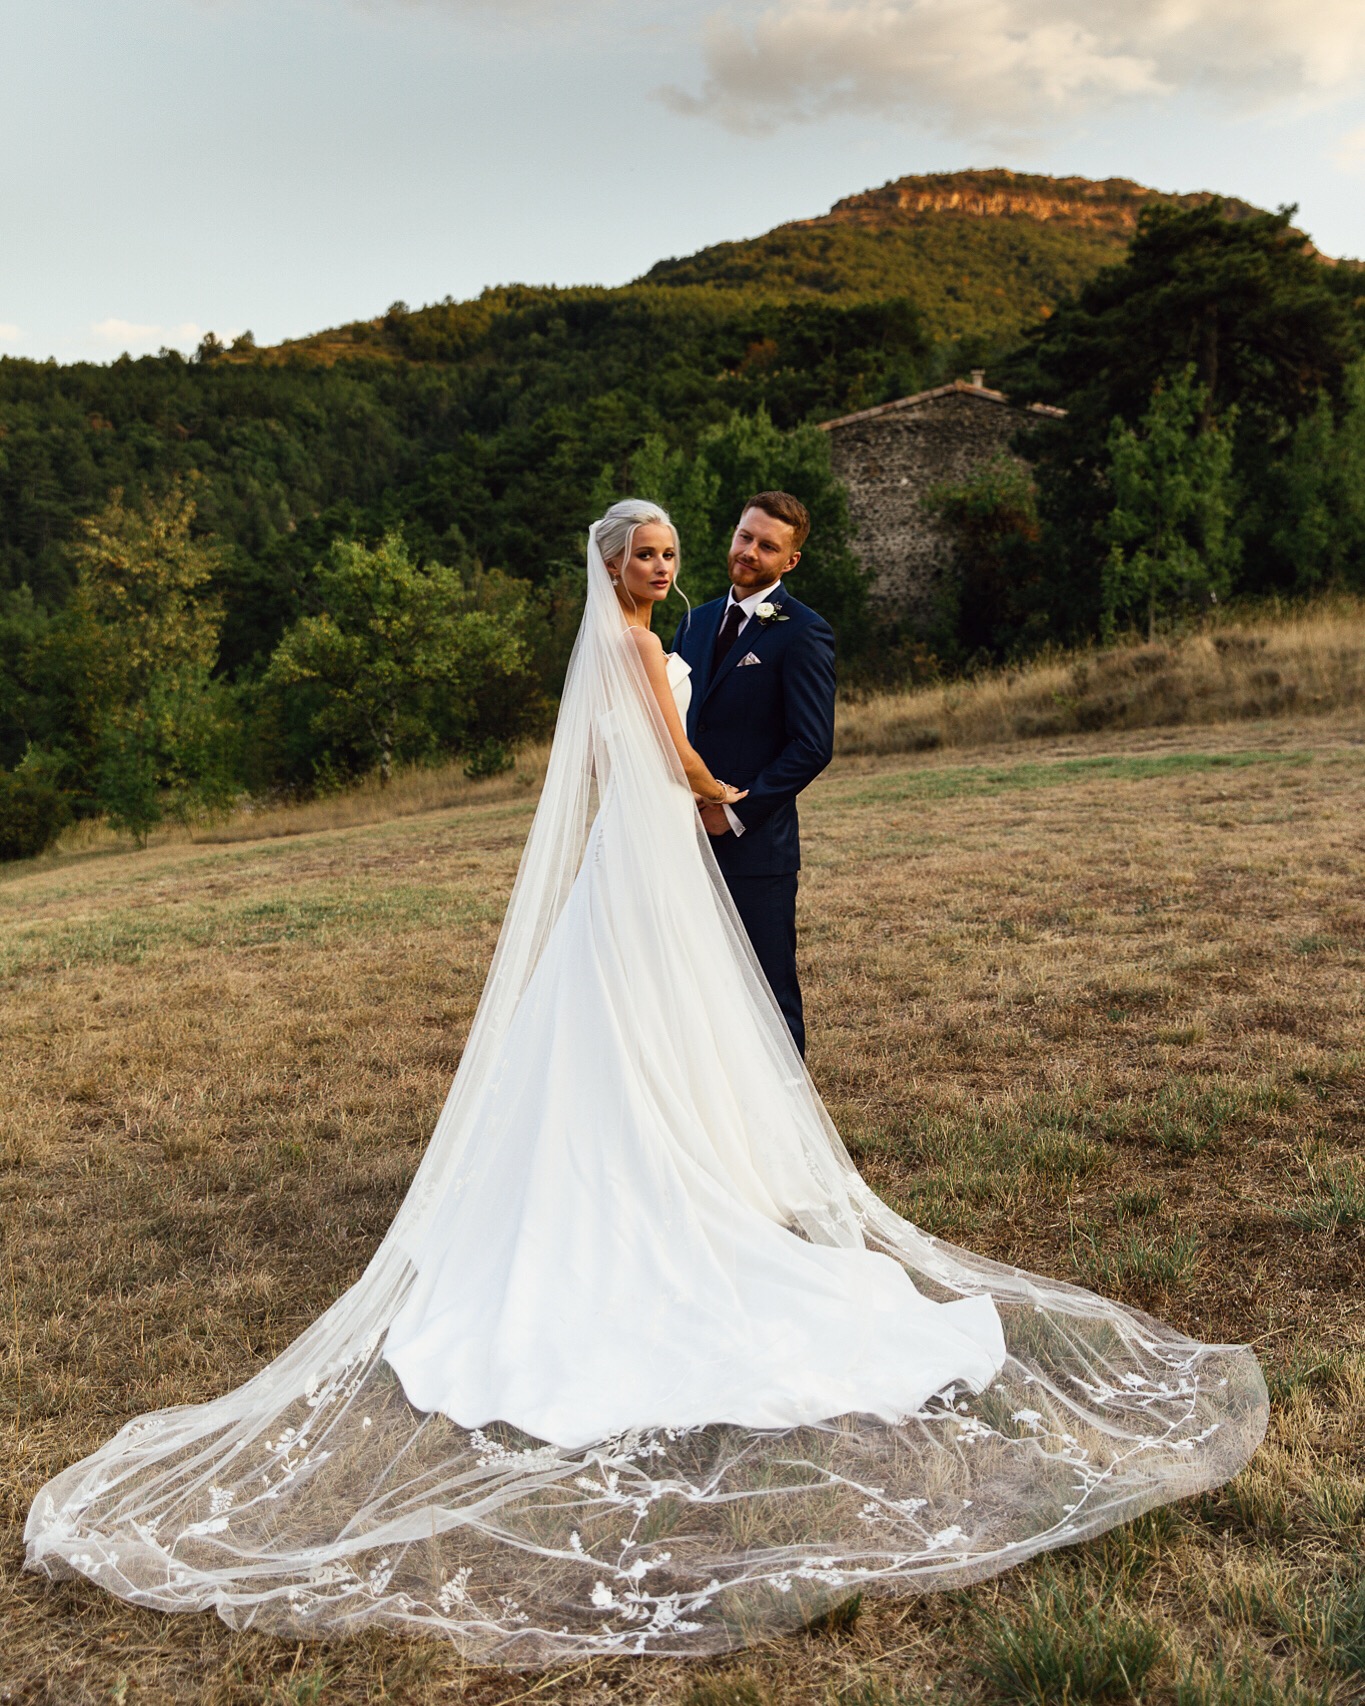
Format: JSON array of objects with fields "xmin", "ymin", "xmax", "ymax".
[
  {"xmin": 838, "ymin": 596, "xmax": 1365, "ymax": 756},
  {"xmin": 4, "ymin": 709, "xmax": 1363, "ymax": 1700}
]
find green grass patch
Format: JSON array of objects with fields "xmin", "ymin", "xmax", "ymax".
[
  {"xmin": 1282, "ymin": 1159, "xmax": 1365, "ymax": 1233},
  {"xmin": 1291, "ymin": 1050, "xmax": 1363, "ymax": 1090},
  {"xmin": 836, "ymin": 749, "xmax": 1314, "ymax": 809},
  {"xmin": 891, "ymin": 1094, "xmax": 1110, "ymax": 1231},
  {"xmin": 970, "ymin": 1576, "xmax": 1163, "ymax": 1703},
  {"xmin": 0, "ymin": 883, "xmax": 495, "ymax": 978},
  {"xmin": 1070, "ymin": 1216, "xmax": 1201, "ymax": 1292},
  {"xmin": 681, "ymin": 1677, "xmax": 771, "ymax": 1706},
  {"xmin": 1272, "ymin": 1573, "xmax": 1365, "ymax": 1675},
  {"xmin": 1176, "ymin": 1655, "xmax": 1333, "ymax": 1706},
  {"xmin": 1210, "ymin": 1563, "xmax": 1365, "ymax": 1683},
  {"xmin": 1027, "ymin": 1128, "xmax": 1106, "ymax": 1185},
  {"xmin": 1098, "ymin": 1078, "xmax": 1247, "ymax": 1157},
  {"xmin": 832, "ymin": 1686, "xmax": 930, "ymax": 1706}
]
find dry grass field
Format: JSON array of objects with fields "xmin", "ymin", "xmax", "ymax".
[
  {"xmin": 837, "ymin": 598, "xmax": 1365, "ymax": 759},
  {"xmin": 3, "ymin": 707, "xmax": 1364, "ymax": 1705}
]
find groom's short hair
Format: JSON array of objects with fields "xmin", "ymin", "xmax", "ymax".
[{"xmin": 744, "ymin": 491, "xmax": 810, "ymax": 551}]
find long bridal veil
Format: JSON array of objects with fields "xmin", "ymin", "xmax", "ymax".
[{"xmin": 25, "ymin": 519, "xmax": 1267, "ymax": 1663}]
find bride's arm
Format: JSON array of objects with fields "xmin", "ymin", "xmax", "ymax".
[{"xmin": 627, "ymin": 628, "xmax": 745, "ymax": 805}]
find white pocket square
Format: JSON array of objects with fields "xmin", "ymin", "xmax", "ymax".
[{"xmin": 737, "ymin": 652, "xmax": 762, "ymax": 667}]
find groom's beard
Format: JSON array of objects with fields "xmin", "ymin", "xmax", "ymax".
[{"xmin": 727, "ymin": 554, "xmax": 775, "ymax": 592}]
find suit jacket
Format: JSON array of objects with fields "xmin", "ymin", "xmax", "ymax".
[{"xmin": 671, "ymin": 582, "xmax": 836, "ymax": 877}]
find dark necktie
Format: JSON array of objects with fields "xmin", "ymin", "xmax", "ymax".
[{"xmin": 713, "ymin": 600, "xmax": 744, "ymax": 669}]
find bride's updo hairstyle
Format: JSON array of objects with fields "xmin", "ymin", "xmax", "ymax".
[{"xmin": 594, "ymin": 497, "xmax": 679, "ymax": 575}]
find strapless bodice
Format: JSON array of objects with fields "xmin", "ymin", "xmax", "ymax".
[{"xmin": 666, "ymin": 650, "xmax": 692, "ymax": 717}]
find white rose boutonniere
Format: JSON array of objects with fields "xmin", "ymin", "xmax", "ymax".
[{"xmin": 754, "ymin": 602, "xmax": 789, "ymax": 626}]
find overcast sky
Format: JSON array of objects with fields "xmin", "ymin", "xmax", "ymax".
[{"xmin": 5, "ymin": 0, "xmax": 1365, "ymax": 364}]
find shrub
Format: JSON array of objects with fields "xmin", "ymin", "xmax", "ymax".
[
  {"xmin": 264, "ymin": 534, "xmax": 543, "ymax": 789},
  {"xmin": 463, "ymin": 739, "xmax": 515, "ymax": 780},
  {"xmin": 922, "ymin": 454, "xmax": 1045, "ymax": 663},
  {"xmin": 0, "ymin": 769, "xmax": 71, "ymax": 860}
]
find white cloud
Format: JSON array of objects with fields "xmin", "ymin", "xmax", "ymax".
[
  {"xmin": 0, "ymin": 322, "xmax": 20, "ymax": 343},
  {"xmin": 1333, "ymin": 121, "xmax": 1365, "ymax": 172},
  {"xmin": 663, "ymin": 0, "xmax": 1365, "ymax": 138},
  {"xmin": 92, "ymin": 317, "xmax": 204, "ymax": 353},
  {"xmin": 92, "ymin": 317, "xmax": 162, "ymax": 344}
]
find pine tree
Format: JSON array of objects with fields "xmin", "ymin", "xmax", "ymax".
[
  {"xmin": 1101, "ymin": 368, "xmax": 1239, "ymax": 640},
  {"xmin": 1265, "ymin": 357, "xmax": 1365, "ymax": 592}
]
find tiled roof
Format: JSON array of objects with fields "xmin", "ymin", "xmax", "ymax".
[{"xmin": 819, "ymin": 379, "xmax": 1067, "ymax": 431}]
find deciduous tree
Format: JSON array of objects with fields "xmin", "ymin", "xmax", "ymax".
[
  {"xmin": 50, "ymin": 483, "xmax": 237, "ymax": 843},
  {"xmin": 265, "ymin": 532, "xmax": 540, "ymax": 785},
  {"xmin": 1261, "ymin": 357, "xmax": 1365, "ymax": 593}
]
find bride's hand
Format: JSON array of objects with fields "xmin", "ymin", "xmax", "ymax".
[{"xmin": 710, "ymin": 783, "xmax": 748, "ymax": 806}]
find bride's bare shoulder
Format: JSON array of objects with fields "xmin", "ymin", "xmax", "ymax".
[{"xmin": 624, "ymin": 626, "xmax": 665, "ymax": 662}]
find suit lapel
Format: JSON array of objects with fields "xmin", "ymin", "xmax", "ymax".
[{"xmin": 701, "ymin": 584, "xmax": 790, "ymax": 705}]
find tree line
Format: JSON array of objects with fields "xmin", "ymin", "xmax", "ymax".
[
  {"xmin": 0, "ymin": 407, "xmax": 864, "ymax": 855},
  {"xmin": 2, "ymin": 200, "xmax": 1362, "ymax": 856},
  {"xmin": 925, "ymin": 204, "xmax": 1365, "ymax": 664}
]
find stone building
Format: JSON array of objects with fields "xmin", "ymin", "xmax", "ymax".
[{"xmin": 820, "ymin": 375, "xmax": 1065, "ymax": 624}]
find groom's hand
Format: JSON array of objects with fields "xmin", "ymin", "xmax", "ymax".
[{"xmin": 699, "ymin": 804, "xmax": 732, "ymax": 837}]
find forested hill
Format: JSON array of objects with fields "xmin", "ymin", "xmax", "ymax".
[
  {"xmin": 7, "ymin": 168, "xmax": 1220, "ymax": 632},
  {"xmin": 2, "ymin": 169, "xmax": 1354, "ymax": 681},
  {"xmin": 635, "ymin": 170, "xmax": 1263, "ymax": 337},
  {"xmin": 0, "ymin": 166, "xmax": 1180, "ymax": 627},
  {"xmin": 271, "ymin": 169, "xmax": 1256, "ymax": 362}
]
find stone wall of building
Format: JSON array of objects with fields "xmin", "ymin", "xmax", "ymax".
[{"xmin": 822, "ymin": 384, "xmax": 1059, "ymax": 625}]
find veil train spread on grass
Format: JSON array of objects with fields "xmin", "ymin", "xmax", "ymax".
[{"xmin": 25, "ymin": 522, "xmax": 1267, "ymax": 1663}]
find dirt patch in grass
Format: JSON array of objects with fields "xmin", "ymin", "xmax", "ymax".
[{"xmin": 2, "ymin": 715, "xmax": 1363, "ymax": 1703}]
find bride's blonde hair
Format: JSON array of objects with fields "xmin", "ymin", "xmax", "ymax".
[{"xmin": 593, "ymin": 498, "xmax": 679, "ymax": 573}]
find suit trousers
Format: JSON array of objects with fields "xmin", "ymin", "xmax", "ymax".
[{"xmin": 723, "ymin": 872, "xmax": 804, "ymax": 1058}]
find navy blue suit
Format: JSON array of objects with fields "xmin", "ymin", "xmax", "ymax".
[{"xmin": 671, "ymin": 582, "xmax": 836, "ymax": 1055}]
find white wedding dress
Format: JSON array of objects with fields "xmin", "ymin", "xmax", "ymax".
[
  {"xmin": 25, "ymin": 530, "xmax": 1267, "ymax": 1664},
  {"xmin": 382, "ymin": 650, "xmax": 1003, "ymax": 1446}
]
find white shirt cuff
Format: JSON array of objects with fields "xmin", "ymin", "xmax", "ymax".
[{"xmin": 721, "ymin": 804, "xmax": 746, "ymax": 836}]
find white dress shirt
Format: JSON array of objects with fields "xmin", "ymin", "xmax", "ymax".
[
  {"xmin": 725, "ymin": 581, "xmax": 783, "ymax": 639},
  {"xmin": 716, "ymin": 582, "xmax": 781, "ymax": 836}
]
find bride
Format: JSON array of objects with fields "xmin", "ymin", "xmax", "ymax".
[{"xmin": 26, "ymin": 499, "xmax": 1267, "ymax": 1663}]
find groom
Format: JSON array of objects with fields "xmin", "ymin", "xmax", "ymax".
[{"xmin": 673, "ymin": 492, "xmax": 836, "ymax": 1057}]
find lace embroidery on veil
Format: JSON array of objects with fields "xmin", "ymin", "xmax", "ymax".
[{"xmin": 24, "ymin": 519, "xmax": 1267, "ymax": 1664}]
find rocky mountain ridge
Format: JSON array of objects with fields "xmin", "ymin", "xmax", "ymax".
[{"xmin": 806, "ymin": 168, "xmax": 1261, "ymax": 235}]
